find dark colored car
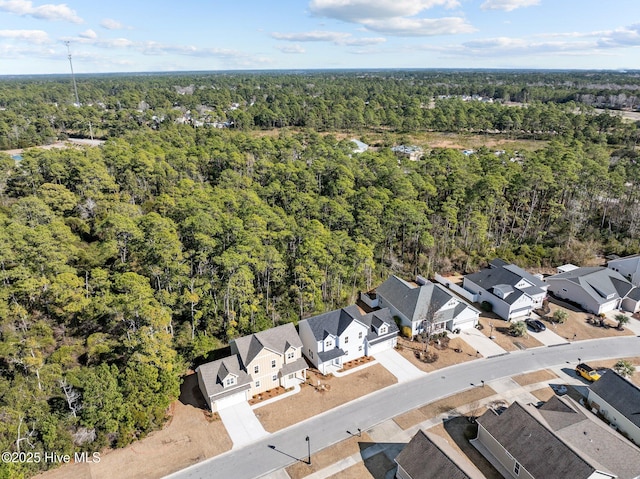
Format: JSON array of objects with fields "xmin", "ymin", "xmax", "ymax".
[{"xmin": 526, "ymin": 318, "xmax": 547, "ymax": 332}]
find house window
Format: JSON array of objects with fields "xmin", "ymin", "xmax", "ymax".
[
  {"xmin": 254, "ymin": 365, "xmax": 260, "ymax": 374},
  {"xmin": 288, "ymin": 373, "xmax": 294, "ymax": 379},
  {"xmin": 310, "ymin": 351, "xmax": 313, "ymax": 359},
  {"xmin": 358, "ymin": 345, "xmax": 363, "ymax": 352},
  {"xmin": 271, "ymin": 359, "xmax": 276, "ymax": 368},
  {"xmin": 325, "ymin": 340, "xmax": 332, "ymax": 348},
  {"xmin": 345, "ymin": 336, "xmax": 349, "ymax": 344},
  {"xmin": 379, "ymin": 326, "xmax": 386, "ymax": 334},
  {"xmin": 514, "ymin": 462, "xmax": 520, "ymax": 476},
  {"xmin": 225, "ymin": 377, "xmax": 235, "ymax": 386},
  {"xmin": 272, "ymin": 374, "xmax": 277, "ymax": 381},
  {"xmin": 287, "ymin": 351, "xmax": 295, "ymax": 360},
  {"xmin": 358, "ymin": 331, "xmax": 363, "ymax": 339},
  {"xmin": 255, "ymin": 380, "xmax": 260, "ymax": 388}
]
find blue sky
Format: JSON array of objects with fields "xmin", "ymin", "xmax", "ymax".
[{"xmin": 1, "ymin": 0, "xmax": 639, "ymax": 74}]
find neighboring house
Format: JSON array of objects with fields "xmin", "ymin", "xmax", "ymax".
[
  {"xmin": 196, "ymin": 322, "xmax": 307, "ymax": 411},
  {"xmin": 298, "ymin": 305, "xmax": 398, "ymax": 375},
  {"xmin": 395, "ymin": 430, "xmax": 485, "ymax": 479},
  {"xmin": 474, "ymin": 396, "xmax": 640, "ymax": 479},
  {"xmin": 463, "ymin": 259, "xmax": 547, "ymax": 320},
  {"xmin": 588, "ymin": 369, "xmax": 640, "ymax": 447},
  {"xmin": 545, "ymin": 267, "xmax": 635, "ymax": 315},
  {"xmin": 391, "ymin": 145, "xmax": 423, "ymax": 161},
  {"xmin": 622, "ymin": 287, "xmax": 640, "ymax": 313},
  {"xmin": 231, "ymin": 322, "xmax": 307, "ymax": 396},
  {"xmin": 351, "ymin": 138, "xmax": 369, "ymax": 154},
  {"xmin": 196, "ymin": 355, "xmax": 252, "ymax": 412},
  {"xmin": 608, "ymin": 254, "xmax": 640, "ymax": 286},
  {"xmin": 369, "ymin": 275, "xmax": 479, "ymax": 337}
]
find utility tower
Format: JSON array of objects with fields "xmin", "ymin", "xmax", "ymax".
[{"xmin": 65, "ymin": 41, "xmax": 81, "ymax": 106}]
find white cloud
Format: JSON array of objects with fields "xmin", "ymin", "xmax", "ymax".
[
  {"xmin": 276, "ymin": 44, "xmax": 306, "ymax": 54},
  {"xmin": 0, "ymin": 29, "xmax": 50, "ymax": 43},
  {"xmin": 362, "ymin": 16, "xmax": 475, "ymax": 36},
  {"xmin": 271, "ymin": 30, "xmax": 386, "ymax": 46},
  {"xmin": 480, "ymin": 0, "xmax": 540, "ymax": 12},
  {"xmin": 78, "ymin": 29, "xmax": 97, "ymax": 39},
  {"xmin": 100, "ymin": 18, "xmax": 126, "ymax": 30},
  {"xmin": 309, "ymin": 0, "xmax": 459, "ymax": 22},
  {"xmin": 0, "ymin": 0, "xmax": 82, "ymax": 23}
]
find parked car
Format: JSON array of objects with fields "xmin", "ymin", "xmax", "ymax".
[
  {"xmin": 576, "ymin": 363, "xmax": 601, "ymax": 382},
  {"xmin": 526, "ymin": 318, "xmax": 546, "ymax": 332}
]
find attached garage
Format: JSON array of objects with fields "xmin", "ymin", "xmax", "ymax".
[
  {"xmin": 366, "ymin": 336, "xmax": 397, "ymax": 356},
  {"xmin": 196, "ymin": 355, "xmax": 253, "ymax": 412},
  {"xmin": 211, "ymin": 390, "xmax": 249, "ymax": 412}
]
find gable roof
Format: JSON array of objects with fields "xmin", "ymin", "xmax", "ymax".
[
  {"xmin": 232, "ymin": 322, "xmax": 302, "ymax": 367},
  {"xmin": 466, "ymin": 259, "xmax": 545, "ymax": 290},
  {"xmin": 589, "ymin": 369, "xmax": 640, "ymax": 429},
  {"xmin": 302, "ymin": 304, "xmax": 364, "ymax": 341},
  {"xmin": 376, "ymin": 275, "xmax": 466, "ymax": 323},
  {"xmin": 477, "ymin": 402, "xmax": 597, "ymax": 479},
  {"xmin": 546, "ymin": 267, "xmax": 634, "ymax": 304},
  {"xmin": 395, "ymin": 430, "xmax": 483, "ymax": 479},
  {"xmin": 626, "ymin": 287, "xmax": 640, "ymax": 301},
  {"xmin": 196, "ymin": 355, "xmax": 252, "ymax": 400}
]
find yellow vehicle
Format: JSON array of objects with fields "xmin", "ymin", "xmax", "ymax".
[{"xmin": 576, "ymin": 363, "xmax": 601, "ymax": 382}]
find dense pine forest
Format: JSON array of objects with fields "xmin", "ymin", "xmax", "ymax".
[{"xmin": 0, "ymin": 70, "xmax": 639, "ymax": 477}]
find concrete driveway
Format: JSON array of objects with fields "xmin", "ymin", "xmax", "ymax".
[
  {"xmin": 374, "ymin": 349, "xmax": 424, "ymax": 382},
  {"xmin": 527, "ymin": 326, "xmax": 568, "ymax": 346},
  {"xmin": 217, "ymin": 401, "xmax": 269, "ymax": 449},
  {"xmin": 456, "ymin": 327, "xmax": 508, "ymax": 357}
]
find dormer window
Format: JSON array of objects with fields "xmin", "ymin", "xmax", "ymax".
[
  {"xmin": 379, "ymin": 326, "xmax": 387, "ymax": 334},
  {"xmin": 287, "ymin": 351, "xmax": 295, "ymax": 360},
  {"xmin": 325, "ymin": 340, "xmax": 332, "ymax": 348},
  {"xmin": 225, "ymin": 377, "xmax": 235, "ymax": 386}
]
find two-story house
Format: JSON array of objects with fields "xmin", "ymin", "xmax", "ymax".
[
  {"xmin": 368, "ymin": 275, "xmax": 479, "ymax": 337},
  {"xmin": 463, "ymin": 259, "xmax": 547, "ymax": 320},
  {"xmin": 298, "ymin": 305, "xmax": 398, "ymax": 375},
  {"xmin": 608, "ymin": 254, "xmax": 640, "ymax": 286},
  {"xmin": 196, "ymin": 322, "xmax": 307, "ymax": 411}
]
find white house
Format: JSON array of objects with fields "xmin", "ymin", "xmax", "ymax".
[
  {"xmin": 588, "ymin": 370, "xmax": 640, "ymax": 448},
  {"xmin": 298, "ymin": 305, "xmax": 398, "ymax": 375},
  {"xmin": 370, "ymin": 275, "xmax": 479, "ymax": 337},
  {"xmin": 463, "ymin": 259, "xmax": 547, "ymax": 320},
  {"xmin": 196, "ymin": 355, "xmax": 252, "ymax": 412},
  {"xmin": 608, "ymin": 254, "xmax": 640, "ymax": 286},
  {"xmin": 545, "ymin": 267, "xmax": 635, "ymax": 315}
]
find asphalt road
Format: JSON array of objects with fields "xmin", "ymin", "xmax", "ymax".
[{"xmin": 166, "ymin": 336, "xmax": 640, "ymax": 479}]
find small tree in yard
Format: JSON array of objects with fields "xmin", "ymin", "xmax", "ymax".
[
  {"xmin": 510, "ymin": 321, "xmax": 527, "ymax": 337},
  {"xmin": 615, "ymin": 314, "xmax": 629, "ymax": 330},
  {"xmin": 613, "ymin": 360, "xmax": 636, "ymax": 378},
  {"xmin": 553, "ymin": 309, "xmax": 568, "ymax": 324}
]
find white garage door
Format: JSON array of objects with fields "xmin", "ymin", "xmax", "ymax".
[
  {"xmin": 368, "ymin": 338, "xmax": 395, "ymax": 356},
  {"xmin": 213, "ymin": 391, "xmax": 247, "ymax": 412}
]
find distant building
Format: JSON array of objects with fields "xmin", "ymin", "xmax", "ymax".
[
  {"xmin": 607, "ymin": 254, "xmax": 640, "ymax": 286},
  {"xmin": 350, "ymin": 139, "xmax": 369, "ymax": 154},
  {"xmin": 392, "ymin": 145, "xmax": 423, "ymax": 161}
]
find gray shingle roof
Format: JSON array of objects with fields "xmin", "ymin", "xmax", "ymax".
[
  {"xmin": 477, "ymin": 402, "xmax": 596, "ymax": 479},
  {"xmin": 395, "ymin": 430, "xmax": 481, "ymax": 479},
  {"xmin": 466, "ymin": 259, "xmax": 544, "ymax": 290},
  {"xmin": 546, "ymin": 267, "xmax": 634, "ymax": 305},
  {"xmin": 376, "ymin": 276, "xmax": 465, "ymax": 324},
  {"xmin": 303, "ymin": 304, "xmax": 362, "ymax": 341},
  {"xmin": 280, "ymin": 357, "xmax": 308, "ymax": 376},
  {"xmin": 232, "ymin": 322, "xmax": 303, "ymax": 367},
  {"xmin": 627, "ymin": 287, "xmax": 640, "ymax": 301},
  {"xmin": 196, "ymin": 355, "xmax": 252, "ymax": 400},
  {"xmin": 589, "ymin": 369, "xmax": 640, "ymax": 429}
]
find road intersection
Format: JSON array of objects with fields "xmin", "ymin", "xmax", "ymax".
[{"xmin": 166, "ymin": 336, "xmax": 640, "ymax": 479}]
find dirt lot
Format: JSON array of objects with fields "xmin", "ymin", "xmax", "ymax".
[
  {"xmin": 530, "ymin": 387, "xmax": 557, "ymax": 402},
  {"xmin": 512, "ymin": 369, "xmax": 558, "ymax": 387},
  {"xmin": 36, "ymin": 374, "xmax": 232, "ymax": 479},
  {"xmin": 256, "ymin": 365, "xmax": 397, "ymax": 433},
  {"xmin": 395, "ymin": 337, "xmax": 478, "ymax": 372},
  {"xmin": 286, "ymin": 433, "xmax": 373, "ymax": 479},
  {"xmin": 430, "ymin": 418, "xmax": 503, "ymax": 479},
  {"xmin": 393, "ymin": 386, "xmax": 496, "ymax": 430},
  {"xmin": 477, "ymin": 315, "xmax": 544, "ymax": 351}
]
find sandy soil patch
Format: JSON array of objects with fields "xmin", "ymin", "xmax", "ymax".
[
  {"xmin": 256, "ymin": 365, "xmax": 397, "ymax": 433},
  {"xmin": 477, "ymin": 315, "xmax": 544, "ymax": 351},
  {"xmin": 530, "ymin": 387, "xmax": 556, "ymax": 402},
  {"xmin": 512, "ymin": 369, "xmax": 558, "ymax": 387},
  {"xmin": 393, "ymin": 386, "xmax": 496, "ymax": 430},
  {"xmin": 395, "ymin": 337, "xmax": 478, "ymax": 373},
  {"xmin": 285, "ymin": 433, "xmax": 373, "ymax": 479},
  {"xmin": 541, "ymin": 299, "xmax": 633, "ymax": 341},
  {"xmin": 430, "ymin": 418, "xmax": 503, "ymax": 479},
  {"xmin": 36, "ymin": 374, "xmax": 232, "ymax": 479}
]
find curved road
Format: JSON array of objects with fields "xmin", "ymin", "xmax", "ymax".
[{"xmin": 166, "ymin": 336, "xmax": 640, "ymax": 479}]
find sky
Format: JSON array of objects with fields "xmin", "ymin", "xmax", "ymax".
[{"xmin": 1, "ymin": 0, "xmax": 639, "ymax": 75}]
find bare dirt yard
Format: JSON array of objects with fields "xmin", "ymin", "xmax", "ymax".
[
  {"xmin": 587, "ymin": 356, "xmax": 640, "ymax": 387},
  {"xmin": 36, "ymin": 373, "xmax": 232, "ymax": 479},
  {"xmin": 285, "ymin": 433, "xmax": 373, "ymax": 479},
  {"xmin": 512, "ymin": 369, "xmax": 558, "ymax": 387},
  {"xmin": 530, "ymin": 387, "xmax": 557, "ymax": 402},
  {"xmin": 395, "ymin": 336, "xmax": 478, "ymax": 373},
  {"xmin": 393, "ymin": 386, "xmax": 496, "ymax": 430},
  {"xmin": 256, "ymin": 365, "xmax": 397, "ymax": 433},
  {"xmin": 477, "ymin": 315, "xmax": 544, "ymax": 351},
  {"xmin": 543, "ymin": 298, "xmax": 634, "ymax": 341}
]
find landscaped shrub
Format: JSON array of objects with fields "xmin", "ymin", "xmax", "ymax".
[{"xmin": 401, "ymin": 326, "xmax": 413, "ymax": 338}]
